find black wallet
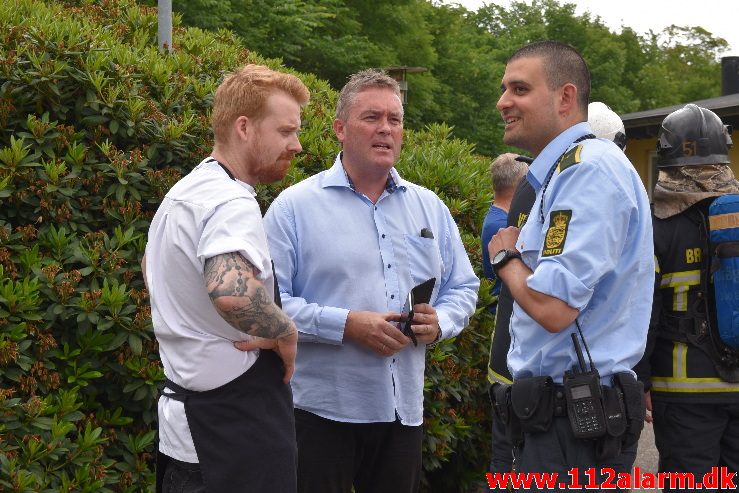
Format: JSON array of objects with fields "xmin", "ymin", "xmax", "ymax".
[{"xmin": 401, "ymin": 277, "xmax": 436, "ymax": 346}]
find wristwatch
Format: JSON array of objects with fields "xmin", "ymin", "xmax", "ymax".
[{"xmin": 491, "ymin": 249, "xmax": 522, "ymax": 272}]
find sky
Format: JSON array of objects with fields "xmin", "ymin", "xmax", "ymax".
[{"xmin": 442, "ymin": 0, "xmax": 739, "ymax": 57}]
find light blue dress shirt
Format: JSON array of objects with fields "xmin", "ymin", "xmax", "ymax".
[
  {"xmin": 263, "ymin": 154, "xmax": 479, "ymax": 425},
  {"xmin": 508, "ymin": 122, "xmax": 654, "ymax": 384}
]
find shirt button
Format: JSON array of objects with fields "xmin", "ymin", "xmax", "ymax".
[
  {"xmin": 387, "ymin": 264, "xmax": 391, "ymax": 268},
  {"xmin": 374, "ymin": 206, "xmax": 378, "ymax": 210},
  {"xmin": 391, "ymin": 294, "xmax": 395, "ymax": 299},
  {"xmin": 382, "ymin": 234, "xmax": 386, "ymax": 238}
]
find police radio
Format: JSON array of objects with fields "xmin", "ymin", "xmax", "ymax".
[{"xmin": 563, "ymin": 330, "xmax": 607, "ymax": 439}]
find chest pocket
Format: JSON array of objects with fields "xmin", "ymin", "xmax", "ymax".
[{"xmin": 404, "ymin": 234, "xmax": 442, "ymax": 301}]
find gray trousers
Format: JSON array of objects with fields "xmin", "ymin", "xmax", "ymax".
[{"xmin": 515, "ymin": 416, "xmax": 637, "ymax": 492}]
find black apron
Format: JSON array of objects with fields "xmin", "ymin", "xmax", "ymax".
[{"xmin": 156, "ymin": 349, "xmax": 297, "ymax": 492}]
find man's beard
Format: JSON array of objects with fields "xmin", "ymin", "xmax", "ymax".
[{"xmin": 257, "ymin": 152, "xmax": 293, "ymax": 183}]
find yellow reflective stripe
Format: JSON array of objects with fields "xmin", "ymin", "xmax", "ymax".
[
  {"xmin": 651, "ymin": 377, "xmax": 739, "ymax": 392},
  {"xmin": 488, "ymin": 367, "xmax": 513, "ymax": 385},
  {"xmin": 487, "ymin": 309, "xmax": 513, "ymax": 385},
  {"xmin": 709, "ymin": 211, "xmax": 739, "ymax": 231},
  {"xmin": 660, "ymin": 270, "xmax": 701, "ymax": 311},
  {"xmin": 652, "ymin": 341, "xmax": 739, "ymax": 392},
  {"xmin": 655, "ymin": 255, "xmax": 660, "ymax": 274},
  {"xmin": 673, "ymin": 342, "xmax": 687, "ymax": 379}
]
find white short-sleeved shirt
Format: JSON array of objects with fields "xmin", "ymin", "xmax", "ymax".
[{"xmin": 145, "ymin": 158, "xmax": 274, "ymax": 462}]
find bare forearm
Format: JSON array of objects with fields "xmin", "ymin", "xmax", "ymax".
[{"xmin": 205, "ymin": 253, "xmax": 294, "ymax": 339}]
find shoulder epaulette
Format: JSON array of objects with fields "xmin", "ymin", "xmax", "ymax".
[{"xmin": 556, "ymin": 143, "xmax": 585, "ymax": 173}]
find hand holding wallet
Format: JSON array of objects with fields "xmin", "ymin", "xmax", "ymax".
[{"xmin": 401, "ymin": 277, "xmax": 436, "ymax": 346}]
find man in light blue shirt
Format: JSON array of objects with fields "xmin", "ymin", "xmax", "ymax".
[
  {"xmin": 263, "ymin": 69, "xmax": 478, "ymax": 493},
  {"xmin": 488, "ymin": 41, "xmax": 653, "ymax": 487}
]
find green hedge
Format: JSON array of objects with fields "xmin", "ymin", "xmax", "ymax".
[{"xmin": 0, "ymin": 1, "xmax": 495, "ymax": 491}]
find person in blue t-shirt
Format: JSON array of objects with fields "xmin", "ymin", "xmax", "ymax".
[{"xmin": 481, "ymin": 153, "xmax": 527, "ymax": 313}]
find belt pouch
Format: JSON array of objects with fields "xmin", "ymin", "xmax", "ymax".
[
  {"xmin": 493, "ymin": 382, "xmax": 523, "ymax": 444},
  {"xmin": 511, "ymin": 376, "xmax": 554, "ymax": 433},
  {"xmin": 595, "ymin": 385, "xmax": 626, "ymax": 461},
  {"xmin": 612, "ymin": 372, "xmax": 645, "ymax": 447}
]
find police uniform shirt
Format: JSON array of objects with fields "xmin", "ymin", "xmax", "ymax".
[
  {"xmin": 145, "ymin": 158, "xmax": 276, "ymax": 462},
  {"xmin": 508, "ymin": 122, "xmax": 654, "ymax": 383}
]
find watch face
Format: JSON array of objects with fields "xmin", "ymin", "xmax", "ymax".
[{"xmin": 492, "ymin": 249, "xmax": 508, "ymax": 265}]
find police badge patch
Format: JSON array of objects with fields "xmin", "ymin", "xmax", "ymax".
[{"xmin": 542, "ymin": 210, "xmax": 572, "ymax": 257}]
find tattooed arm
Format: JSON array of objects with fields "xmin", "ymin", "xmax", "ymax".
[
  {"xmin": 205, "ymin": 252, "xmax": 297, "ymax": 382},
  {"xmin": 205, "ymin": 252, "xmax": 294, "ymax": 339}
]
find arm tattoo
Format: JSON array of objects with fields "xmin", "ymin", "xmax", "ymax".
[{"xmin": 204, "ymin": 253, "xmax": 292, "ymax": 339}]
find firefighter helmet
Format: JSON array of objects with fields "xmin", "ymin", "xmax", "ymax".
[{"xmin": 657, "ymin": 104, "xmax": 732, "ymax": 167}]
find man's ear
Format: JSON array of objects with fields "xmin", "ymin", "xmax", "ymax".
[
  {"xmin": 559, "ymin": 83, "xmax": 578, "ymax": 116},
  {"xmin": 332, "ymin": 118, "xmax": 345, "ymax": 143},
  {"xmin": 234, "ymin": 115, "xmax": 250, "ymax": 141}
]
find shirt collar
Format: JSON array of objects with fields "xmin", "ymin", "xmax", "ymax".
[
  {"xmin": 323, "ymin": 153, "xmax": 405, "ymax": 194},
  {"xmin": 527, "ymin": 122, "xmax": 593, "ymax": 191},
  {"xmin": 204, "ymin": 157, "xmax": 257, "ymax": 196}
]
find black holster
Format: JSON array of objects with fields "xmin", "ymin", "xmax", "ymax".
[
  {"xmin": 595, "ymin": 384, "xmax": 627, "ymax": 461},
  {"xmin": 592, "ymin": 373, "xmax": 643, "ymax": 461},
  {"xmin": 613, "ymin": 372, "xmax": 644, "ymax": 447}
]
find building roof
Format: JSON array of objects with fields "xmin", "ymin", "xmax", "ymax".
[{"xmin": 621, "ymin": 93, "xmax": 739, "ymax": 139}]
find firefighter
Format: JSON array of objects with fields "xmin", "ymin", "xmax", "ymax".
[{"xmin": 635, "ymin": 104, "xmax": 739, "ymax": 491}]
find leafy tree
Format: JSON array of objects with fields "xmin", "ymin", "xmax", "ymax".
[
  {"xmin": 656, "ymin": 26, "xmax": 726, "ymax": 103},
  {"xmin": 424, "ymin": 3, "xmax": 506, "ymax": 156},
  {"xmin": 616, "ymin": 27, "xmax": 653, "ymax": 112},
  {"xmin": 140, "ymin": 0, "xmax": 732, "ymax": 157}
]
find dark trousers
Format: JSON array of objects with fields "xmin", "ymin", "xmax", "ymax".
[
  {"xmin": 490, "ymin": 410, "xmax": 515, "ymax": 472},
  {"xmin": 294, "ymin": 409, "xmax": 423, "ymax": 493},
  {"xmin": 653, "ymin": 400, "xmax": 739, "ymax": 492},
  {"xmin": 489, "ymin": 410, "xmax": 515, "ymax": 493},
  {"xmin": 516, "ymin": 417, "xmax": 638, "ymax": 492},
  {"xmin": 489, "ymin": 383, "xmax": 515, "ymax": 474},
  {"xmin": 162, "ymin": 458, "xmax": 206, "ymax": 493}
]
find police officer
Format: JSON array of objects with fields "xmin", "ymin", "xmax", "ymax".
[
  {"xmin": 487, "ymin": 102, "xmax": 629, "ymax": 481},
  {"xmin": 489, "ymin": 41, "xmax": 652, "ymax": 487},
  {"xmin": 635, "ymin": 104, "xmax": 739, "ymax": 491}
]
